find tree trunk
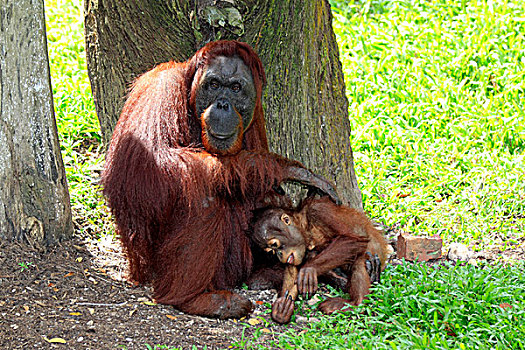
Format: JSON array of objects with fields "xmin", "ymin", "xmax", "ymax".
[
  {"xmin": 84, "ymin": 0, "xmax": 362, "ymax": 208},
  {"xmin": 0, "ymin": 0, "xmax": 73, "ymax": 246}
]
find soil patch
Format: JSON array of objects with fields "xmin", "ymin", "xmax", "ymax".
[
  {"xmin": 1, "ymin": 232, "xmax": 523, "ymax": 349},
  {"xmin": 0, "ymin": 237, "xmax": 305, "ymax": 350}
]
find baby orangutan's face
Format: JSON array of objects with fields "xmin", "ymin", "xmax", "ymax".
[{"xmin": 253, "ymin": 209, "xmax": 306, "ymax": 266}]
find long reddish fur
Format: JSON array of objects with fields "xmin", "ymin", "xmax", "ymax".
[{"xmin": 102, "ymin": 41, "xmax": 287, "ymax": 306}]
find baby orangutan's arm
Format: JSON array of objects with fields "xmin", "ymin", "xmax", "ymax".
[
  {"xmin": 297, "ymin": 236, "xmax": 368, "ymax": 299},
  {"xmin": 271, "ymin": 265, "xmax": 298, "ymax": 324}
]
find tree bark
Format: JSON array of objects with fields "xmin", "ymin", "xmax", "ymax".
[
  {"xmin": 84, "ymin": 0, "xmax": 362, "ymax": 208},
  {"xmin": 0, "ymin": 0, "xmax": 73, "ymax": 246}
]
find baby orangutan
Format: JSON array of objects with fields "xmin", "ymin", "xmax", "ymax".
[{"xmin": 251, "ymin": 196, "xmax": 389, "ymax": 323}]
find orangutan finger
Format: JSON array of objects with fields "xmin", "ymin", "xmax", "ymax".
[
  {"xmin": 297, "ymin": 270, "xmax": 305, "ymax": 295},
  {"xmin": 310, "ymin": 272, "xmax": 318, "ymax": 296},
  {"xmin": 283, "ymin": 297, "xmax": 294, "ymax": 318}
]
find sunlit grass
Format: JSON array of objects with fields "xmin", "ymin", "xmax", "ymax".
[
  {"xmin": 234, "ymin": 261, "xmax": 525, "ymax": 349},
  {"xmin": 331, "ymin": 0, "xmax": 525, "ymax": 250}
]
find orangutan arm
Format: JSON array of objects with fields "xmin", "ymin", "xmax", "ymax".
[{"xmin": 297, "ymin": 236, "xmax": 368, "ymax": 298}]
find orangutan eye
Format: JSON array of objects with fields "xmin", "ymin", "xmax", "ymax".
[
  {"xmin": 209, "ymin": 80, "xmax": 220, "ymax": 90},
  {"xmin": 231, "ymin": 83, "xmax": 241, "ymax": 93},
  {"xmin": 268, "ymin": 238, "xmax": 280, "ymax": 248},
  {"xmin": 280, "ymin": 214, "xmax": 291, "ymax": 225}
]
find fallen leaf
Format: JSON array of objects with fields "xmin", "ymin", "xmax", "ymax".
[
  {"xmin": 88, "ymin": 308, "xmax": 95, "ymax": 315},
  {"xmin": 129, "ymin": 310, "xmax": 136, "ymax": 317},
  {"xmin": 76, "ymin": 257, "xmax": 83, "ymax": 263},
  {"xmin": 261, "ymin": 328, "xmax": 271, "ymax": 333},
  {"xmin": 499, "ymin": 303, "xmax": 513, "ymax": 309},
  {"xmin": 44, "ymin": 337, "xmax": 67, "ymax": 344},
  {"xmin": 23, "ymin": 305, "xmax": 29, "ymax": 313},
  {"xmin": 255, "ymin": 300, "xmax": 264, "ymax": 305},
  {"xmin": 64, "ymin": 272, "xmax": 74, "ymax": 278},
  {"xmin": 137, "ymin": 297, "xmax": 157, "ymax": 306},
  {"xmin": 166, "ymin": 314, "xmax": 177, "ymax": 320},
  {"xmin": 247, "ymin": 318, "xmax": 261, "ymax": 326},
  {"xmin": 69, "ymin": 312, "xmax": 81, "ymax": 316},
  {"xmin": 307, "ymin": 294, "xmax": 322, "ymax": 306}
]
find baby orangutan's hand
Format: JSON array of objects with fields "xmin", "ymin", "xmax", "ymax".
[
  {"xmin": 271, "ymin": 293, "xmax": 294, "ymax": 324},
  {"xmin": 297, "ymin": 266, "xmax": 318, "ymax": 299}
]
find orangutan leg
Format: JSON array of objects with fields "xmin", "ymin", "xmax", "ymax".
[
  {"xmin": 177, "ymin": 290, "xmax": 253, "ymax": 319},
  {"xmin": 246, "ymin": 265, "xmax": 284, "ymax": 290},
  {"xmin": 318, "ymin": 256, "xmax": 371, "ymax": 315}
]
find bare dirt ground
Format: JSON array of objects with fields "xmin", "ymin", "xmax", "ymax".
[
  {"xmin": 0, "ymin": 235, "xmax": 312, "ymax": 350},
  {"xmin": 1, "ymin": 232, "xmax": 523, "ymax": 350}
]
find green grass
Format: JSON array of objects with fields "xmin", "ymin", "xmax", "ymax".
[
  {"xmin": 234, "ymin": 261, "xmax": 525, "ymax": 349},
  {"xmin": 43, "ymin": 0, "xmax": 525, "ymax": 348},
  {"xmin": 331, "ymin": 0, "xmax": 525, "ymax": 250}
]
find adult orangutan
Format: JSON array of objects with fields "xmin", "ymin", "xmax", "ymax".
[{"xmin": 101, "ymin": 40, "xmax": 339, "ymax": 319}]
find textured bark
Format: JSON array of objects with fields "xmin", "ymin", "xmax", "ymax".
[
  {"xmin": 0, "ymin": 0, "xmax": 73, "ymax": 245},
  {"xmin": 84, "ymin": 0, "xmax": 362, "ymax": 208}
]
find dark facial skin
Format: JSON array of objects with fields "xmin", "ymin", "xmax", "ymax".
[
  {"xmin": 195, "ymin": 56, "xmax": 257, "ymax": 154},
  {"xmin": 252, "ymin": 209, "xmax": 306, "ymax": 266}
]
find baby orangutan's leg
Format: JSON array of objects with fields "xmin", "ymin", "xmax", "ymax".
[
  {"xmin": 318, "ymin": 255, "xmax": 371, "ymax": 314},
  {"xmin": 365, "ymin": 252, "xmax": 382, "ymax": 284},
  {"xmin": 271, "ymin": 265, "xmax": 298, "ymax": 324}
]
